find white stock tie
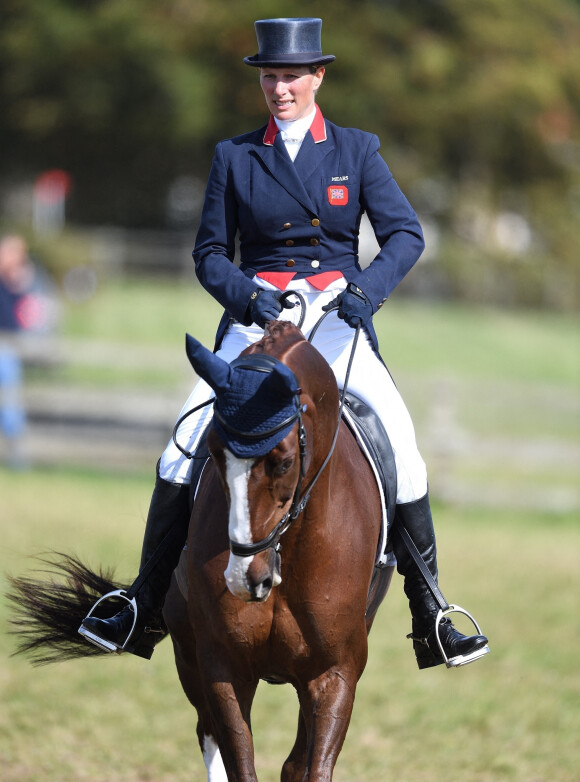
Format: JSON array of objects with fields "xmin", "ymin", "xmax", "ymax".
[{"xmin": 280, "ymin": 130, "xmax": 306, "ymax": 162}]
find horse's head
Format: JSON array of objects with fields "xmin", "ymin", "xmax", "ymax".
[{"xmin": 185, "ymin": 322, "xmax": 339, "ymax": 603}]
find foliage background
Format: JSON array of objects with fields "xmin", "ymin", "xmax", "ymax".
[{"xmin": 1, "ymin": 0, "xmax": 579, "ymax": 308}]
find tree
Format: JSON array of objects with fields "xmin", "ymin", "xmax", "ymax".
[{"xmin": 1, "ymin": 0, "xmax": 578, "ymax": 307}]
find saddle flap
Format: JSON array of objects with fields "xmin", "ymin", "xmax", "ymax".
[{"xmin": 341, "ymin": 392, "xmax": 397, "ymax": 565}]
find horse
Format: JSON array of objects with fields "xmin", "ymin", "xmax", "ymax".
[{"xmin": 7, "ymin": 320, "xmax": 395, "ymax": 781}]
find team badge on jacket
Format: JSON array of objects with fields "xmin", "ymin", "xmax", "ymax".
[{"xmin": 327, "ymin": 185, "xmax": 349, "ymax": 205}]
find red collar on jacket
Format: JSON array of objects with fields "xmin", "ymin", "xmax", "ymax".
[{"xmin": 263, "ymin": 104, "xmax": 327, "ymax": 146}]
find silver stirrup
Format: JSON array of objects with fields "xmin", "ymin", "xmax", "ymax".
[
  {"xmin": 435, "ymin": 604, "xmax": 490, "ymax": 668},
  {"xmin": 78, "ymin": 589, "xmax": 137, "ymax": 654}
]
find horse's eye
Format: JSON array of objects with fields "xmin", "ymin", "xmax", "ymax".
[{"xmin": 276, "ymin": 458, "xmax": 294, "ymax": 476}]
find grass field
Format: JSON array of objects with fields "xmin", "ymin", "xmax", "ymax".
[
  {"xmin": 1, "ymin": 469, "xmax": 578, "ymax": 781},
  {"xmin": 1, "ymin": 281, "xmax": 579, "ymax": 780}
]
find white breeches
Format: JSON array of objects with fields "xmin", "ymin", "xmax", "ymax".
[{"xmin": 160, "ymin": 277, "xmax": 428, "ymax": 503}]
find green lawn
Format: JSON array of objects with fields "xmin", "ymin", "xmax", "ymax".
[{"xmin": 0, "ymin": 467, "xmax": 578, "ymax": 781}]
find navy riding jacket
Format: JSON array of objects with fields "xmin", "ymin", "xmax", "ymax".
[{"xmin": 193, "ymin": 107, "xmax": 425, "ymax": 349}]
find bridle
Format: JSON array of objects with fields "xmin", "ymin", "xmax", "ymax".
[
  {"xmin": 209, "ymin": 351, "xmax": 307, "ymax": 558},
  {"xmin": 173, "ymin": 291, "xmax": 360, "ymax": 559},
  {"xmin": 228, "ymin": 292, "xmax": 361, "ymax": 558}
]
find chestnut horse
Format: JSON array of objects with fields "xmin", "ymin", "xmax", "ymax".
[
  {"xmin": 164, "ymin": 320, "xmax": 392, "ymax": 780},
  {"xmin": 7, "ymin": 320, "xmax": 394, "ymax": 781}
]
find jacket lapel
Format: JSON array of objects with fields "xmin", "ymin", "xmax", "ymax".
[
  {"xmin": 293, "ymin": 130, "xmax": 335, "ymax": 183},
  {"xmin": 253, "ymin": 134, "xmax": 317, "ymax": 214}
]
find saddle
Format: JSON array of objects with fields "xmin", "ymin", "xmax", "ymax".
[{"xmin": 342, "ymin": 392, "xmax": 397, "ymax": 560}]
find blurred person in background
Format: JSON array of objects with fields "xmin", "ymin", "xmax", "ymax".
[
  {"xmin": 0, "ymin": 234, "xmax": 60, "ymax": 467},
  {"xmin": 80, "ymin": 18, "xmax": 489, "ymax": 670}
]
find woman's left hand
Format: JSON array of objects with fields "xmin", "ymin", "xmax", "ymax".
[{"xmin": 322, "ymin": 282, "xmax": 374, "ymax": 328}]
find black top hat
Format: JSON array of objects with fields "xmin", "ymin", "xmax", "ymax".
[{"xmin": 244, "ymin": 18, "xmax": 335, "ymax": 68}]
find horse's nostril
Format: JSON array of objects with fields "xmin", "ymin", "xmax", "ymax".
[{"xmin": 250, "ymin": 577, "xmax": 273, "ymax": 602}]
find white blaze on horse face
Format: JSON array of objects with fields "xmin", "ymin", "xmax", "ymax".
[
  {"xmin": 223, "ymin": 451, "xmax": 254, "ymax": 598},
  {"xmin": 202, "ymin": 733, "xmax": 227, "ymax": 781}
]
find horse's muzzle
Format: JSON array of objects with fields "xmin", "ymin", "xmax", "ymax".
[{"xmin": 225, "ymin": 547, "xmax": 281, "ymax": 602}]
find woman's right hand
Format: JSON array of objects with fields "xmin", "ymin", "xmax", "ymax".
[{"xmin": 247, "ymin": 289, "xmax": 284, "ymax": 327}]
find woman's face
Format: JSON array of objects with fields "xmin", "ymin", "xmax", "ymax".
[{"xmin": 260, "ymin": 66, "xmax": 325, "ymax": 122}]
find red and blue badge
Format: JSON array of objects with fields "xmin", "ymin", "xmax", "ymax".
[{"xmin": 327, "ymin": 185, "xmax": 348, "ymax": 206}]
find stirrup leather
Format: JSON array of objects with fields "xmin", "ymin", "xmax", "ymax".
[
  {"xmin": 78, "ymin": 589, "xmax": 137, "ymax": 654},
  {"xmin": 435, "ymin": 604, "xmax": 490, "ymax": 668}
]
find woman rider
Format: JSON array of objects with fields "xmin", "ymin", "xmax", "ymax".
[{"xmin": 80, "ymin": 17, "xmax": 489, "ymax": 670}]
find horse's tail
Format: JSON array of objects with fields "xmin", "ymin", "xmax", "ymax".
[{"xmin": 6, "ymin": 553, "xmax": 129, "ymax": 666}]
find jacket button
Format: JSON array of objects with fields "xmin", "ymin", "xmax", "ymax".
[
  {"xmin": 285, "ymin": 239, "xmax": 294, "ymax": 247},
  {"xmin": 286, "ymin": 259, "xmax": 296, "ymax": 267},
  {"xmin": 310, "ymin": 260, "xmax": 320, "ymax": 268},
  {"xmin": 283, "ymin": 222, "xmax": 292, "ymax": 229},
  {"xmin": 311, "ymin": 218, "xmax": 320, "ymax": 227},
  {"xmin": 310, "ymin": 238, "xmax": 319, "ymax": 246}
]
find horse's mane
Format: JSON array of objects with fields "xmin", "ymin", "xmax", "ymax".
[
  {"xmin": 245, "ymin": 321, "xmax": 338, "ymax": 418},
  {"xmin": 244, "ymin": 321, "xmax": 306, "ymax": 361}
]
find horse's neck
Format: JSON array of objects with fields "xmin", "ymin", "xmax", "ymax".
[
  {"xmin": 255, "ymin": 322, "xmax": 341, "ymax": 462},
  {"xmin": 248, "ymin": 321, "xmax": 304, "ymax": 359}
]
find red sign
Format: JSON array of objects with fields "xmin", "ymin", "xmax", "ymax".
[{"xmin": 34, "ymin": 169, "xmax": 73, "ymax": 203}]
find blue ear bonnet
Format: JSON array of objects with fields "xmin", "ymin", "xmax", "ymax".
[
  {"xmin": 213, "ymin": 354, "xmax": 302, "ymax": 458},
  {"xmin": 184, "ymin": 334, "xmax": 302, "ymax": 458}
]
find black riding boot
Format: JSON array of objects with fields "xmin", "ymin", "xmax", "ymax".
[
  {"xmin": 392, "ymin": 494, "xmax": 489, "ymax": 669},
  {"xmin": 79, "ymin": 469, "xmax": 192, "ymax": 660}
]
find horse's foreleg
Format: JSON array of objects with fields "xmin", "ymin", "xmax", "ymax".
[
  {"xmin": 200, "ymin": 733, "xmax": 228, "ymax": 782},
  {"xmin": 293, "ymin": 667, "xmax": 359, "ymax": 782},
  {"xmin": 201, "ymin": 670, "xmax": 259, "ymax": 782},
  {"xmin": 172, "ymin": 645, "xmax": 229, "ymax": 782},
  {"xmin": 165, "ymin": 577, "xmax": 228, "ymax": 781},
  {"xmin": 281, "ymin": 707, "xmax": 308, "ymax": 782}
]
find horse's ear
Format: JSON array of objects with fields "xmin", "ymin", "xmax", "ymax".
[
  {"xmin": 185, "ymin": 334, "xmax": 232, "ymax": 394},
  {"xmin": 269, "ymin": 363, "xmax": 301, "ymax": 399}
]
